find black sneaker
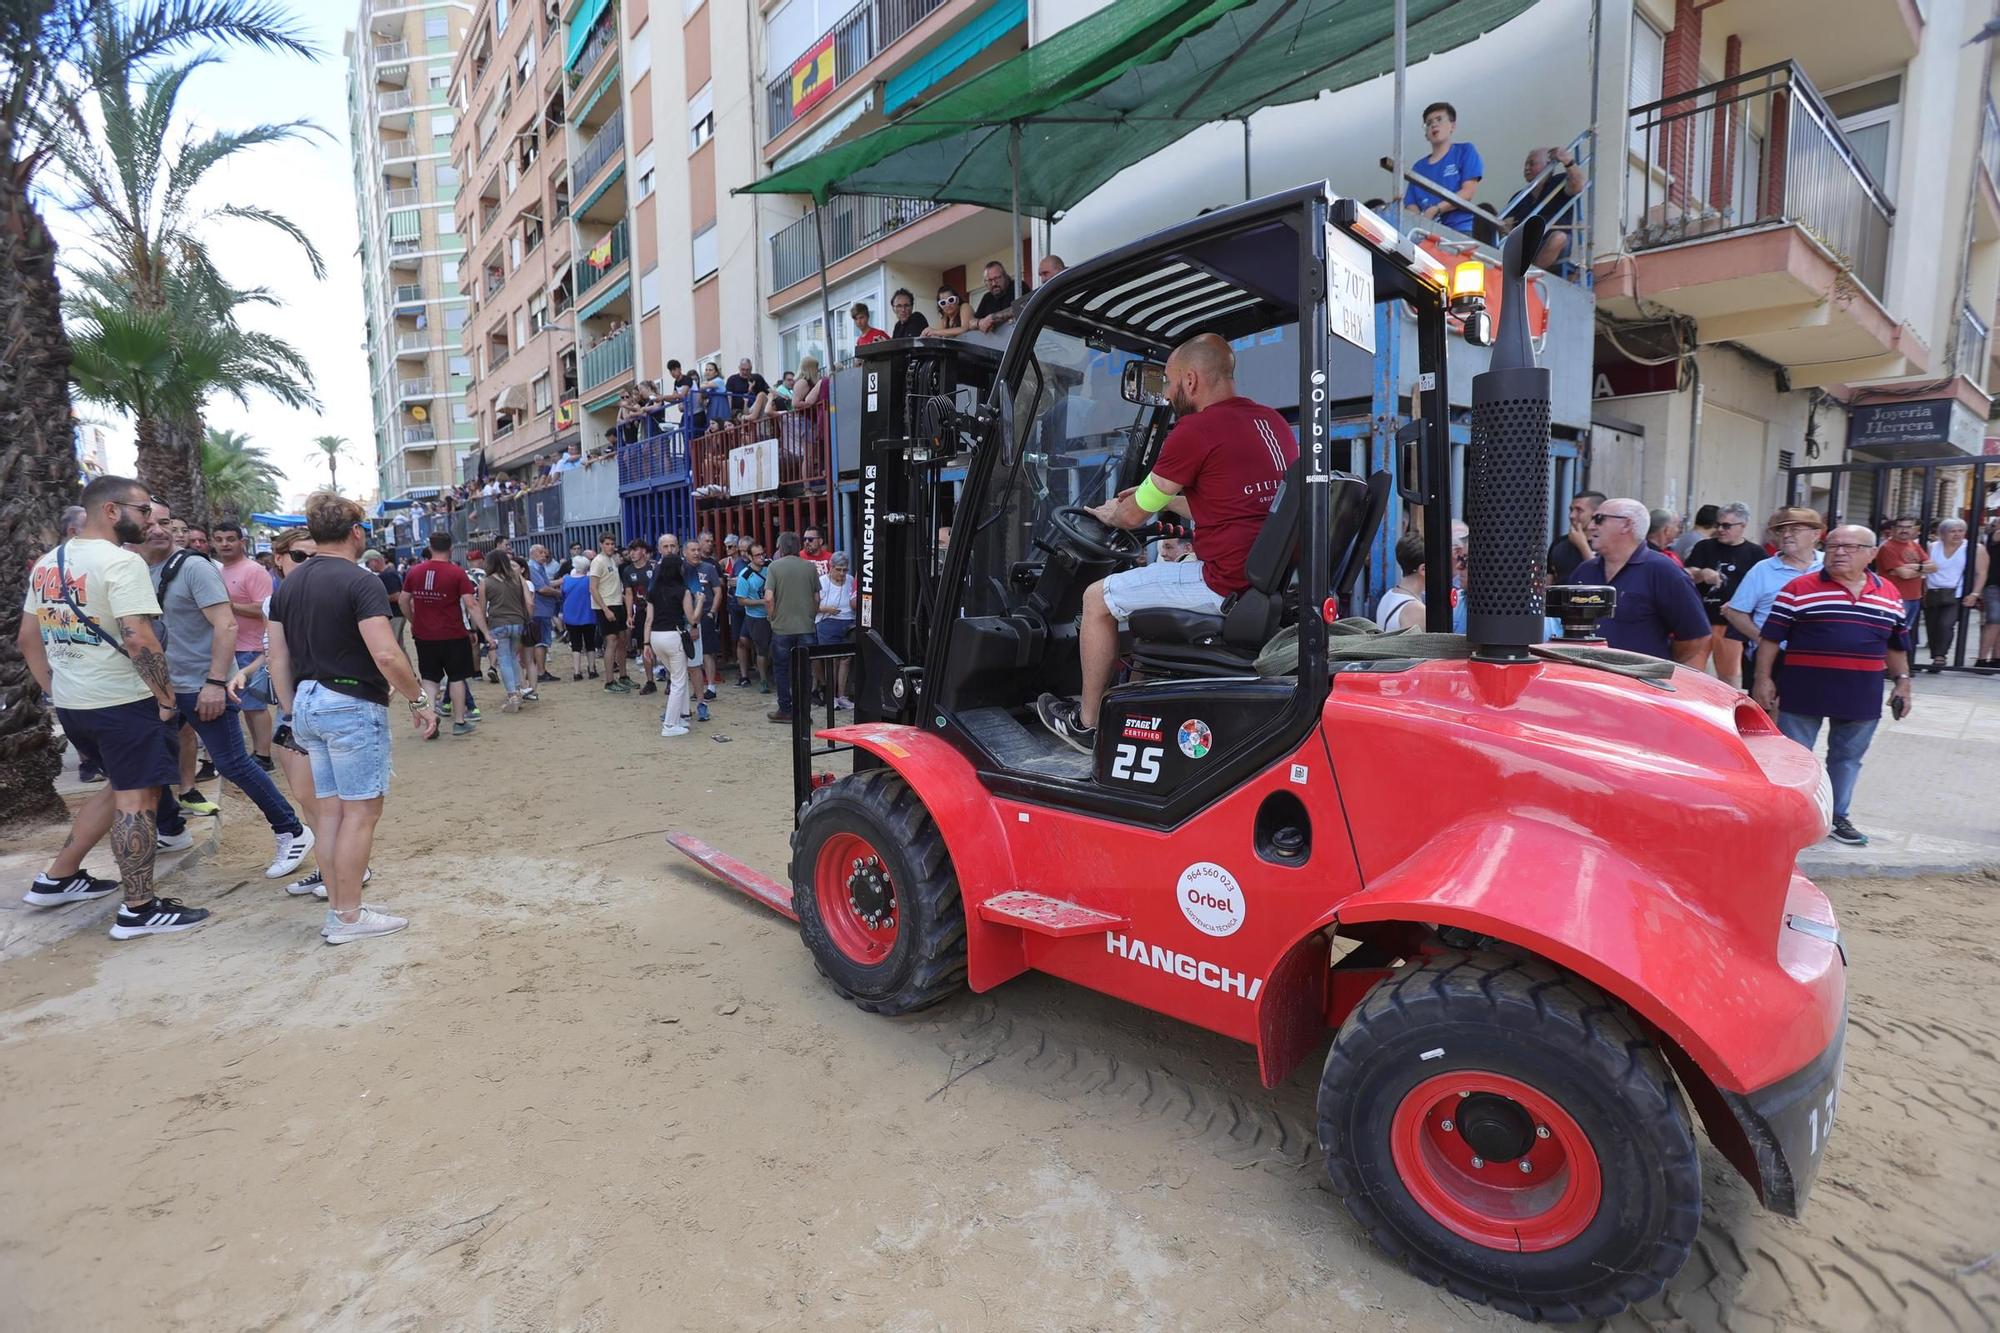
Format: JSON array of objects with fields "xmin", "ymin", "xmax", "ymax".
[
  {"xmin": 252, "ymin": 753, "xmax": 276, "ymax": 773},
  {"xmin": 702, "ymin": 686, "xmax": 717, "ymax": 701},
  {"xmin": 638, "ymin": 681, "xmax": 658, "ymax": 695},
  {"xmin": 537, "ymin": 672, "xmax": 559, "ymax": 683},
  {"xmin": 77, "ymin": 763, "xmax": 104, "ymax": 784},
  {"xmin": 24, "ymin": 870, "xmax": 120, "ymax": 907},
  {"xmin": 193, "ymin": 759, "xmax": 218, "ymax": 783},
  {"xmin": 1829, "ymin": 817, "xmax": 1869, "ymax": 847},
  {"xmin": 108, "ymin": 897, "xmax": 211, "ymax": 939},
  {"xmin": 1036, "ymin": 693, "xmax": 1097, "ymax": 755}
]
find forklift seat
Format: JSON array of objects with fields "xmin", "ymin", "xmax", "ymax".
[{"xmin": 1126, "ymin": 466, "xmax": 1378, "ymax": 679}]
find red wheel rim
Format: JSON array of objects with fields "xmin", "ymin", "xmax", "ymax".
[
  {"xmin": 813, "ymin": 832, "xmax": 899, "ymax": 965},
  {"xmin": 1388, "ymin": 1071, "xmax": 1602, "ymax": 1252}
]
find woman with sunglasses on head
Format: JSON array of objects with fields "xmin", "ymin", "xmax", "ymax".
[{"xmin": 930, "ymin": 284, "xmax": 971, "ymax": 338}]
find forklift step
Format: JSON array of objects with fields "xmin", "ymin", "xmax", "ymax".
[{"xmin": 978, "ymin": 891, "xmax": 1128, "ymax": 937}]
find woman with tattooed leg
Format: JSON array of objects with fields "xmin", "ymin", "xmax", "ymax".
[{"xmin": 17, "ymin": 474, "xmax": 211, "ymax": 938}]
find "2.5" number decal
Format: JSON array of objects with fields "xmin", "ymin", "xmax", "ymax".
[{"xmin": 1110, "ymin": 743, "xmax": 1162, "ymax": 784}]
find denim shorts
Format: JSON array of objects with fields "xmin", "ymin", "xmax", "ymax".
[
  {"xmin": 816, "ymin": 618, "xmax": 855, "ymax": 646},
  {"xmin": 290, "ymin": 681, "xmax": 393, "ymax": 801},
  {"xmin": 234, "ymin": 648, "xmax": 272, "ymax": 712},
  {"xmin": 1099, "ymin": 559, "xmax": 1226, "ymax": 628},
  {"xmin": 533, "ymin": 615, "xmax": 555, "ymax": 648}
]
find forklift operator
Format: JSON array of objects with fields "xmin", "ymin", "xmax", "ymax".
[{"xmin": 1038, "ymin": 332, "xmax": 1298, "ymax": 753}]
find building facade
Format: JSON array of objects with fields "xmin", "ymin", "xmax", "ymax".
[{"xmin": 345, "ymin": 0, "xmax": 478, "ymax": 503}]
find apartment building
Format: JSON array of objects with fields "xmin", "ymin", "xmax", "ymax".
[{"xmin": 345, "ymin": 0, "xmax": 477, "ymax": 503}]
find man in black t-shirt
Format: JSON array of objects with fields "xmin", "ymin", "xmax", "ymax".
[
  {"xmin": 268, "ymin": 493, "xmax": 436, "ymax": 946},
  {"xmin": 725, "ymin": 359, "xmax": 772, "ymax": 419},
  {"xmin": 972, "ymin": 260, "xmax": 1017, "ymax": 332},
  {"xmin": 622, "ymin": 540, "xmax": 655, "ymax": 692},
  {"xmin": 1549, "ymin": 489, "xmax": 1604, "ymax": 580},
  {"xmin": 365, "ymin": 549, "xmax": 406, "ymax": 651},
  {"xmin": 1501, "ymin": 146, "xmax": 1586, "ymax": 273}
]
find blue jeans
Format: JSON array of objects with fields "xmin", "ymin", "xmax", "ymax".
[
  {"xmin": 1776, "ymin": 712, "xmax": 1879, "ymax": 820},
  {"xmin": 176, "ymin": 692, "xmax": 300, "ymax": 834},
  {"xmin": 491, "ymin": 623, "xmax": 525, "ymax": 694},
  {"xmin": 772, "ymin": 631, "xmax": 811, "ymax": 715},
  {"xmin": 291, "ymin": 682, "xmax": 393, "ymax": 801},
  {"xmin": 233, "ymin": 649, "xmax": 271, "ymax": 711}
]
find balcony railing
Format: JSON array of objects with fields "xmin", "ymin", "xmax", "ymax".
[
  {"xmin": 403, "ymin": 423, "xmax": 437, "ymax": 446},
  {"xmin": 1624, "ymin": 61, "xmax": 1893, "ymax": 300},
  {"xmin": 489, "ymin": 344, "xmax": 512, "ymax": 371},
  {"xmin": 393, "ymin": 281, "xmax": 424, "ymax": 305},
  {"xmin": 389, "ymin": 237, "xmax": 422, "ymax": 262},
  {"xmin": 618, "ymin": 425, "xmax": 692, "ymax": 488},
  {"xmin": 1955, "ymin": 304, "xmax": 1990, "ymax": 385},
  {"xmin": 579, "ymin": 325, "xmax": 634, "ymax": 392},
  {"xmin": 770, "ymin": 194, "xmax": 942, "ymax": 291},
  {"xmin": 398, "ymin": 376, "xmax": 435, "ymax": 400},
  {"xmin": 574, "ymin": 219, "xmax": 629, "ymax": 302},
  {"xmin": 1983, "ymin": 99, "xmax": 2000, "ymax": 195},
  {"xmin": 569, "ymin": 11, "xmax": 618, "ymax": 83},
  {"xmin": 381, "ymin": 136, "xmax": 417, "ymax": 160},
  {"xmin": 383, "ymin": 186, "xmax": 421, "ymax": 209},
  {"xmin": 378, "ymin": 90, "xmax": 411, "ymax": 115},
  {"xmin": 691, "ymin": 400, "xmax": 832, "ymax": 495},
  {"xmin": 765, "ymin": 0, "xmax": 949, "ymax": 141},
  {"xmin": 395, "ymin": 330, "xmax": 430, "ymax": 352},
  {"xmin": 373, "ymin": 40, "xmax": 410, "ymax": 65},
  {"xmin": 573, "ymin": 108, "xmax": 624, "ymax": 190}
]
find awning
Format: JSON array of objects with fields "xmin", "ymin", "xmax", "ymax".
[
  {"xmin": 564, "ymin": 0, "xmax": 611, "ymax": 70},
  {"xmin": 741, "ymin": 0, "xmax": 1539, "ymax": 216}
]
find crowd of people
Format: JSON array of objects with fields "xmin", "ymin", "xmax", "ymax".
[{"xmin": 1390, "ymin": 488, "xmax": 1997, "ymax": 847}]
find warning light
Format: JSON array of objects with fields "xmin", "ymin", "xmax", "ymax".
[{"xmin": 1449, "ymin": 261, "xmax": 1486, "ymax": 307}]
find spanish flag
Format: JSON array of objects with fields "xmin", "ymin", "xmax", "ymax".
[
  {"xmin": 586, "ymin": 235, "xmax": 613, "ymax": 269},
  {"xmin": 789, "ymin": 34, "xmax": 835, "ymax": 117}
]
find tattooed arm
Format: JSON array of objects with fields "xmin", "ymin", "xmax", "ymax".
[{"xmin": 117, "ymin": 615, "xmax": 177, "ymax": 712}]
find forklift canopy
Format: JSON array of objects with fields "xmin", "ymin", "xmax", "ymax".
[{"xmin": 741, "ymin": 0, "xmax": 1540, "ymax": 214}]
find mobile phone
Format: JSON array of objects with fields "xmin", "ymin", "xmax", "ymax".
[{"xmin": 1890, "ymin": 694, "xmax": 1908, "ymax": 721}]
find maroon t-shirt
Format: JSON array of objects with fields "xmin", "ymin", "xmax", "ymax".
[
  {"xmin": 403, "ymin": 558, "xmax": 474, "ymax": 642},
  {"xmin": 1150, "ymin": 397, "xmax": 1298, "ymax": 596}
]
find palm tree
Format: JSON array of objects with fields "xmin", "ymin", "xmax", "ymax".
[
  {"xmin": 45, "ymin": 13, "xmax": 323, "ymax": 518},
  {"xmin": 312, "ymin": 433, "xmax": 348, "ymax": 492},
  {"xmin": 201, "ymin": 426, "xmax": 283, "ymax": 520},
  {"xmin": 0, "ymin": 2, "xmax": 312, "ymax": 829}
]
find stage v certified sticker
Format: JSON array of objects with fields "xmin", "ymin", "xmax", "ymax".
[{"xmin": 1178, "ymin": 862, "xmax": 1245, "ymax": 937}]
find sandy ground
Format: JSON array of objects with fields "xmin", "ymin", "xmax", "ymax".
[{"xmin": 1, "ymin": 657, "xmax": 1997, "ymax": 1332}]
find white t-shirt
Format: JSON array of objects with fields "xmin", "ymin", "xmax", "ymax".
[
  {"xmin": 1374, "ymin": 585, "xmax": 1421, "ymax": 632},
  {"xmin": 1926, "ymin": 540, "xmax": 1967, "ymax": 591},
  {"xmin": 23, "ymin": 538, "xmax": 161, "ymax": 709},
  {"xmin": 818, "ymin": 572, "xmax": 856, "ymax": 622}
]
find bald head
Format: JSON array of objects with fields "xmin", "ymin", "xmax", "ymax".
[
  {"xmin": 1164, "ymin": 333, "xmax": 1237, "ymax": 414},
  {"xmin": 1587, "ymin": 497, "xmax": 1649, "ymax": 560}
]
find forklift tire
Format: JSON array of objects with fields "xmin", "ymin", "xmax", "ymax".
[
  {"xmin": 1317, "ymin": 950, "xmax": 1700, "ymax": 1323},
  {"xmin": 789, "ymin": 770, "xmax": 968, "ymax": 1015}
]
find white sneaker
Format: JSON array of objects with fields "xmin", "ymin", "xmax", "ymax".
[
  {"xmin": 156, "ymin": 829, "xmax": 195, "ymax": 852},
  {"xmin": 265, "ymin": 826, "xmax": 315, "ymax": 880},
  {"xmin": 321, "ymin": 905, "xmax": 408, "ymax": 944},
  {"xmin": 660, "ymin": 724, "xmax": 690, "ymax": 738}
]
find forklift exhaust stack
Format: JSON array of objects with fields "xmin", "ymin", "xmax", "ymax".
[{"xmin": 1465, "ymin": 216, "xmax": 1552, "ymax": 661}]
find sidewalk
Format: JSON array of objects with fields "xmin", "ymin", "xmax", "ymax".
[
  {"xmin": 1796, "ymin": 669, "xmax": 2000, "ymax": 880},
  {"xmin": 0, "ymin": 747, "xmax": 223, "ymax": 964}
]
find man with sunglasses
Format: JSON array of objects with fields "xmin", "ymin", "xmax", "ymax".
[
  {"xmin": 213, "ymin": 521, "xmax": 277, "ymax": 771},
  {"xmin": 1567, "ymin": 497, "xmax": 1709, "ymax": 663},
  {"xmin": 17, "ymin": 475, "xmax": 211, "ymax": 938}
]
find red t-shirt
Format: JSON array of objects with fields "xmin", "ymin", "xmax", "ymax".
[
  {"xmin": 1875, "ymin": 538, "xmax": 1924, "ymax": 601},
  {"xmin": 856, "ymin": 326, "xmax": 888, "ymax": 346},
  {"xmin": 403, "ymin": 558, "xmax": 474, "ymax": 641},
  {"xmin": 1150, "ymin": 397, "xmax": 1298, "ymax": 596}
]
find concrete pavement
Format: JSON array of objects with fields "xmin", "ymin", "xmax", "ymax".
[{"xmin": 1796, "ymin": 669, "xmax": 2000, "ymax": 880}]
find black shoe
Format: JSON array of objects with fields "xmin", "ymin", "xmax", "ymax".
[
  {"xmin": 1036, "ymin": 693, "xmax": 1097, "ymax": 755},
  {"xmin": 77, "ymin": 764, "xmax": 104, "ymax": 784},
  {"xmin": 193, "ymin": 760, "xmax": 218, "ymax": 783},
  {"xmin": 638, "ymin": 681, "xmax": 658, "ymax": 695},
  {"xmin": 702, "ymin": 687, "xmax": 717, "ymax": 701},
  {"xmin": 1928, "ymin": 661, "xmax": 1945, "ymax": 674},
  {"xmin": 24, "ymin": 870, "xmax": 120, "ymax": 907},
  {"xmin": 252, "ymin": 753, "xmax": 275, "ymax": 772},
  {"xmin": 588, "ymin": 668, "xmax": 600, "ymax": 679},
  {"xmin": 1829, "ymin": 816, "xmax": 1869, "ymax": 847},
  {"xmin": 108, "ymin": 897, "xmax": 211, "ymax": 939},
  {"xmin": 537, "ymin": 672, "xmax": 559, "ymax": 683},
  {"xmin": 767, "ymin": 710, "xmax": 794, "ymax": 723}
]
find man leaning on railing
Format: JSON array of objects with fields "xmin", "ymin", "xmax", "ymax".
[{"xmin": 1501, "ymin": 145, "xmax": 1587, "ymax": 275}]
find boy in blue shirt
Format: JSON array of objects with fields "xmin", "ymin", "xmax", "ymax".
[{"xmin": 1403, "ymin": 101, "xmax": 1485, "ymax": 235}]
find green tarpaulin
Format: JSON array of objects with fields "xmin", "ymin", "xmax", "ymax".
[{"xmin": 742, "ymin": 0, "xmax": 1540, "ymax": 216}]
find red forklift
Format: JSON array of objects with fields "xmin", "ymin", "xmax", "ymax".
[{"xmin": 671, "ymin": 185, "xmax": 1845, "ymax": 1322}]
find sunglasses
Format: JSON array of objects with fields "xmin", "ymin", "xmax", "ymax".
[
  {"xmin": 286, "ymin": 550, "xmax": 312, "ymax": 563},
  {"xmin": 938, "ymin": 296, "xmax": 958, "ymax": 306},
  {"xmin": 1587, "ymin": 514, "xmax": 1629, "ymax": 526},
  {"xmin": 1716, "ymin": 521, "xmax": 1746, "ymax": 530}
]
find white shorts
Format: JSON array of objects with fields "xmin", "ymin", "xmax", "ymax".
[{"xmin": 1100, "ymin": 559, "xmax": 1227, "ymax": 628}]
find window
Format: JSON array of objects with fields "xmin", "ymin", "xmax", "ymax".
[
  {"xmin": 691, "ymin": 224, "xmax": 718, "ymax": 281},
  {"xmin": 640, "ymin": 264, "xmax": 659, "ymax": 315},
  {"xmin": 532, "ymin": 374, "xmax": 552, "ymax": 413},
  {"xmin": 431, "ymin": 111, "xmax": 456, "ymax": 136},
  {"xmin": 506, "ymin": 156, "xmax": 520, "ymax": 194},
  {"xmin": 1627, "ymin": 15, "xmax": 1664, "ymax": 165},
  {"xmin": 435, "ymin": 163, "xmax": 461, "ymax": 190},
  {"xmin": 629, "ymin": 22, "xmax": 651, "ymax": 81},
  {"xmin": 529, "ymin": 290, "xmax": 549, "ymax": 330},
  {"xmin": 495, "ymin": 0, "xmax": 509, "ymax": 33},
  {"xmin": 441, "ymin": 256, "xmax": 460, "ymax": 286},
  {"xmin": 444, "ymin": 304, "xmax": 469, "ymax": 330},
  {"xmin": 634, "ymin": 144, "xmax": 656, "ymax": 200},
  {"xmin": 509, "ymin": 232, "xmax": 523, "ymax": 269},
  {"xmin": 764, "ymin": 0, "xmax": 846, "ymax": 81},
  {"xmin": 688, "ymin": 83, "xmax": 715, "ymax": 154},
  {"xmin": 431, "ymin": 70, "xmax": 452, "ymax": 93},
  {"xmin": 449, "ymin": 355, "xmax": 471, "ymax": 377},
  {"xmin": 424, "ymin": 14, "xmax": 447, "ymax": 39},
  {"xmin": 1829, "ymin": 77, "xmax": 1902, "ymax": 200},
  {"xmin": 515, "ymin": 305, "xmax": 529, "ymax": 345},
  {"xmin": 516, "ymin": 37, "xmax": 535, "ymax": 87}
]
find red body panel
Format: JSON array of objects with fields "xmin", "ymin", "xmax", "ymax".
[{"xmin": 821, "ymin": 656, "xmax": 1844, "ymax": 1101}]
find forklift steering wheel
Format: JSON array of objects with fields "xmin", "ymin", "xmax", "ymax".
[{"xmin": 1050, "ymin": 505, "xmax": 1146, "ymax": 563}]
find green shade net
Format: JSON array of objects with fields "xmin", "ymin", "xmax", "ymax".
[{"xmin": 743, "ymin": 0, "xmax": 1540, "ymax": 215}]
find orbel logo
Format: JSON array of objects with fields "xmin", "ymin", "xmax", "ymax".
[
  {"xmin": 1311, "ymin": 369, "xmax": 1327, "ymax": 385},
  {"xmin": 1177, "ymin": 862, "xmax": 1245, "ymax": 936},
  {"xmin": 1105, "ymin": 933, "xmax": 1263, "ymax": 1001}
]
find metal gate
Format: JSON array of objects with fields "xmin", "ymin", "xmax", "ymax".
[{"xmin": 1785, "ymin": 455, "xmax": 1996, "ymax": 673}]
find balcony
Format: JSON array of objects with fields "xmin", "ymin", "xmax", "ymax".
[
  {"xmin": 574, "ymin": 219, "xmax": 629, "ymax": 303},
  {"xmin": 398, "ymin": 376, "xmax": 436, "ymax": 402},
  {"xmin": 573, "ymin": 108, "xmax": 623, "ymax": 193},
  {"xmin": 690, "ymin": 401, "xmax": 831, "ymax": 495},
  {"xmin": 403, "ymin": 422, "xmax": 437, "ymax": 446},
  {"xmin": 766, "ymin": 0, "xmax": 949, "ymax": 141},
  {"xmin": 392, "ymin": 282, "xmax": 425, "ymax": 313},
  {"xmin": 373, "ymin": 41, "xmax": 410, "ymax": 85},
  {"xmin": 579, "ymin": 325, "xmax": 634, "ymax": 392},
  {"xmin": 489, "ymin": 343, "xmax": 512, "ymax": 372},
  {"xmin": 395, "ymin": 331, "xmax": 431, "ymax": 359},
  {"xmin": 404, "ymin": 468, "xmax": 443, "ymax": 490},
  {"xmin": 377, "ymin": 90, "xmax": 411, "ymax": 117},
  {"xmin": 383, "ymin": 186, "xmax": 421, "ymax": 209},
  {"xmin": 389, "ymin": 237, "xmax": 423, "ymax": 268},
  {"xmin": 1598, "ymin": 61, "xmax": 1922, "ymax": 386},
  {"xmin": 769, "ymin": 195, "xmax": 942, "ymax": 292},
  {"xmin": 567, "ymin": 10, "xmax": 617, "ymax": 84}
]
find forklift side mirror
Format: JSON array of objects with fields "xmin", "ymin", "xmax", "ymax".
[{"xmin": 1121, "ymin": 360, "xmax": 1170, "ymax": 407}]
